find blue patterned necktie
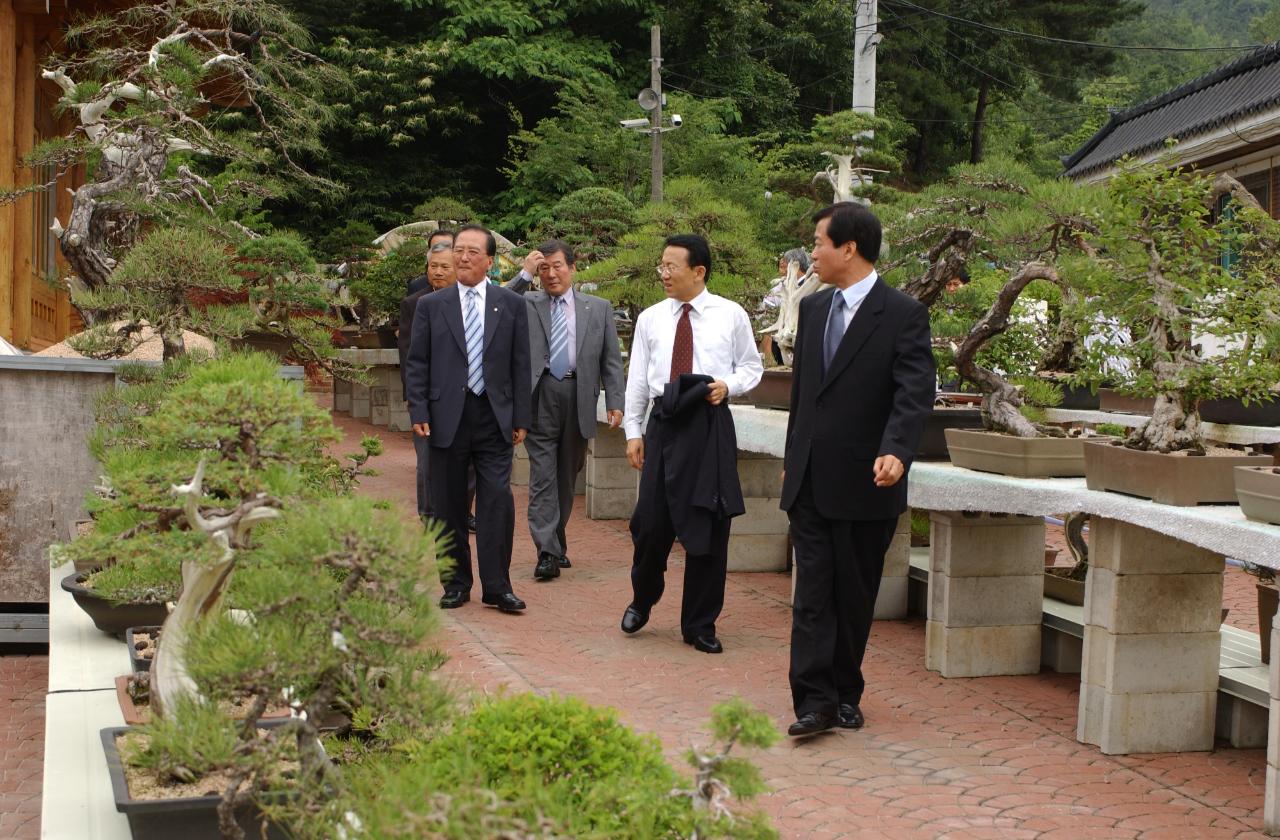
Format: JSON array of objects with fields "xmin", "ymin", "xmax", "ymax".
[
  {"xmin": 464, "ymin": 288, "xmax": 485, "ymax": 395},
  {"xmin": 549, "ymin": 296, "xmax": 570, "ymax": 380},
  {"xmin": 823, "ymin": 291, "xmax": 847, "ymax": 376}
]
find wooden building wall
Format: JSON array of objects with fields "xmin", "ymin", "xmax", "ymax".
[{"xmin": 0, "ymin": 0, "xmax": 82, "ymax": 352}]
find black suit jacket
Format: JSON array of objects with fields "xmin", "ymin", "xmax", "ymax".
[
  {"xmin": 397, "ymin": 287, "xmax": 430, "ymax": 401},
  {"xmin": 648, "ymin": 374, "xmax": 745, "ymax": 556},
  {"xmin": 780, "ymin": 280, "xmax": 935, "ymax": 521},
  {"xmin": 404, "ymin": 283, "xmax": 532, "ymax": 449}
]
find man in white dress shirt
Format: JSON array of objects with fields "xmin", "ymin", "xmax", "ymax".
[{"xmin": 618, "ymin": 234, "xmax": 763, "ymax": 654}]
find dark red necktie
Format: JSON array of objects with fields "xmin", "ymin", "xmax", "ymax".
[{"xmin": 669, "ymin": 303, "xmax": 693, "ymax": 381}]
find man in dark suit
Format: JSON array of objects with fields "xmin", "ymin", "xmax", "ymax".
[
  {"xmin": 406, "ymin": 228, "xmax": 455, "ymax": 296},
  {"xmin": 405, "ymin": 224, "xmax": 532, "ymax": 613},
  {"xmin": 522, "ymin": 240, "xmax": 625, "ymax": 580},
  {"xmin": 781, "ymin": 202, "xmax": 935, "ymax": 736},
  {"xmin": 398, "ymin": 242, "xmax": 457, "ymax": 520}
]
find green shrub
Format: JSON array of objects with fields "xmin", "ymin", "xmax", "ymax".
[
  {"xmin": 534, "ymin": 187, "xmax": 637, "ymax": 265},
  {"xmin": 347, "ymin": 238, "xmax": 429, "ymax": 322},
  {"xmin": 299, "ymin": 694, "xmax": 777, "ymax": 839}
]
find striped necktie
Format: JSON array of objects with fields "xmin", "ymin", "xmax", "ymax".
[
  {"xmin": 549, "ymin": 296, "xmax": 569, "ymax": 380},
  {"xmin": 464, "ymin": 288, "xmax": 485, "ymax": 395}
]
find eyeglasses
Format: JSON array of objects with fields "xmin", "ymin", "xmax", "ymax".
[{"xmin": 655, "ymin": 263, "xmax": 682, "ymax": 277}]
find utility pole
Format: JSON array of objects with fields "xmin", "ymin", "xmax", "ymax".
[
  {"xmin": 852, "ymin": 0, "xmax": 878, "ymax": 114},
  {"xmin": 649, "ymin": 24, "xmax": 664, "ymax": 203}
]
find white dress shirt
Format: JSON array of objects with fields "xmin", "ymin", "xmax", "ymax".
[
  {"xmin": 623, "ymin": 288, "xmax": 764, "ymax": 439},
  {"xmin": 458, "ymin": 279, "xmax": 488, "ymax": 335},
  {"xmin": 829, "ymin": 270, "xmax": 878, "ymax": 330}
]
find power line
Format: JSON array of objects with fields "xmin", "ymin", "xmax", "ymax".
[
  {"xmin": 661, "ymin": 79, "xmax": 1108, "ymax": 126},
  {"xmin": 884, "ymin": 0, "xmax": 1264, "ymax": 53}
]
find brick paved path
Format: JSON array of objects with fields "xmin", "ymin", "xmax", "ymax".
[
  {"xmin": 336, "ymin": 411, "xmax": 1272, "ymax": 840},
  {"xmin": 0, "ymin": 653, "xmax": 46, "ymax": 840}
]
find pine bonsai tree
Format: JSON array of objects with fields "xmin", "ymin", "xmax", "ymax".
[{"xmin": 1074, "ymin": 160, "xmax": 1280, "ymax": 453}]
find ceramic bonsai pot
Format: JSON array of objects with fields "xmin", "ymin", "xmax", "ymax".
[
  {"xmin": 1043, "ymin": 567, "xmax": 1085, "ymax": 606},
  {"xmin": 1201, "ymin": 396, "xmax": 1280, "ymax": 427},
  {"xmin": 101, "ymin": 725, "xmax": 289, "ymax": 840},
  {"xmin": 916, "ymin": 406, "xmax": 985, "ymax": 461},
  {"xmin": 1235, "ymin": 466, "xmax": 1280, "ymax": 525},
  {"xmin": 125, "ymin": 626, "xmax": 160, "ymax": 673},
  {"xmin": 114, "ymin": 674, "xmax": 293, "ymax": 728},
  {"xmin": 1097, "ymin": 388, "xmax": 1155, "ymax": 415},
  {"xmin": 743, "ymin": 368, "xmax": 792, "ymax": 410},
  {"xmin": 60, "ymin": 571, "xmax": 169, "ymax": 638},
  {"xmin": 943, "ymin": 429, "xmax": 1104, "ymax": 478},
  {"xmin": 1082, "ymin": 441, "xmax": 1271, "ymax": 506}
]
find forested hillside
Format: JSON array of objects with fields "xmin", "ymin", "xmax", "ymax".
[{"xmin": 258, "ymin": 0, "xmax": 1280, "ymax": 251}]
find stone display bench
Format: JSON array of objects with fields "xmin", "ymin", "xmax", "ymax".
[
  {"xmin": 589, "ymin": 401, "xmax": 792, "ymax": 573},
  {"xmin": 663, "ymin": 400, "xmax": 1280, "ymax": 832},
  {"xmin": 42, "ymin": 562, "xmax": 131, "ymax": 839},
  {"xmin": 332, "ymin": 349, "xmax": 410, "ymax": 432}
]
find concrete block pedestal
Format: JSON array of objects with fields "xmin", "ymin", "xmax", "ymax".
[
  {"xmin": 587, "ymin": 423, "xmax": 637, "ymax": 520},
  {"xmin": 1266, "ymin": 621, "xmax": 1280, "ymax": 833},
  {"xmin": 873, "ymin": 512, "xmax": 912, "ymax": 620},
  {"xmin": 729, "ymin": 451, "xmax": 787, "ymax": 572},
  {"xmin": 1077, "ymin": 518, "xmax": 1223, "ymax": 755},
  {"xmin": 925, "ymin": 510, "xmax": 1045, "ymax": 678}
]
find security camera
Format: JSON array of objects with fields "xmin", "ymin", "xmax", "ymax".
[
  {"xmin": 670, "ymin": 113, "xmax": 683, "ymax": 128},
  {"xmin": 619, "ymin": 118, "xmax": 650, "ymax": 129}
]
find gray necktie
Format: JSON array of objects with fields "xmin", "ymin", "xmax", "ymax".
[{"xmin": 823, "ymin": 291, "xmax": 847, "ymax": 375}]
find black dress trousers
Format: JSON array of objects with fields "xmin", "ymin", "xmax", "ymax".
[
  {"xmin": 628, "ymin": 412, "xmax": 730, "ymax": 639},
  {"xmin": 788, "ymin": 470, "xmax": 897, "ymax": 718}
]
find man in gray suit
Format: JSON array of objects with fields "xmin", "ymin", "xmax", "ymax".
[{"xmin": 524, "ymin": 240, "xmax": 625, "ymax": 580}]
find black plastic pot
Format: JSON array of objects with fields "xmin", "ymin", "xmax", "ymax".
[
  {"xmin": 60, "ymin": 572, "xmax": 168, "ymax": 639},
  {"xmin": 916, "ymin": 406, "xmax": 985, "ymax": 461},
  {"xmin": 125, "ymin": 626, "xmax": 161, "ymax": 673},
  {"xmin": 102, "ymin": 726, "xmax": 289, "ymax": 840}
]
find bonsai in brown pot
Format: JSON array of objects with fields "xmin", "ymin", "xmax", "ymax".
[
  {"xmin": 1071, "ymin": 160, "xmax": 1280, "ymax": 505},
  {"xmin": 877, "ymin": 158, "xmax": 1109, "ymax": 475}
]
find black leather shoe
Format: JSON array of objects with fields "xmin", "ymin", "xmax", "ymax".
[
  {"xmin": 683, "ymin": 634, "xmax": 723, "ymax": 654},
  {"xmin": 534, "ymin": 553, "xmax": 561, "ymax": 580},
  {"xmin": 620, "ymin": 605, "xmax": 649, "ymax": 634},
  {"xmin": 481, "ymin": 592, "xmax": 526, "ymax": 613},
  {"xmin": 558, "ymin": 555, "xmax": 572, "ymax": 568},
  {"xmin": 439, "ymin": 591, "xmax": 469, "ymax": 609},
  {"xmin": 787, "ymin": 711, "xmax": 836, "ymax": 737},
  {"xmin": 466, "ymin": 514, "xmax": 477, "ymax": 533},
  {"xmin": 837, "ymin": 703, "xmax": 864, "ymax": 730}
]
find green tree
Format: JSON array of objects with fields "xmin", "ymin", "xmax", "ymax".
[
  {"xmin": 578, "ymin": 176, "xmax": 773, "ymax": 328},
  {"xmin": 533, "ymin": 187, "xmax": 638, "ymax": 264}
]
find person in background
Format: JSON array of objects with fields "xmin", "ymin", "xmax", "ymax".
[
  {"xmin": 406, "ymin": 228, "xmax": 455, "ymax": 296},
  {"xmin": 619, "ymin": 234, "xmax": 763, "ymax": 654},
  {"xmin": 522, "ymin": 240, "xmax": 625, "ymax": 580},
  {"xmin": 398, "ymin": 242, "xmax": 458, "ymax": 521}
]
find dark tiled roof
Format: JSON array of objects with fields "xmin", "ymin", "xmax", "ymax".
[{"xmin": 1063, "ymin": 42, "xmax": 1280, "ymax": 180}]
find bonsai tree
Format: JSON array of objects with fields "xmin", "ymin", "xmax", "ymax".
[
  {"xmin": 532, "ymin": 186, "xmax": 637, "ymax": 265},
  {"xmin": 56, "ymin": 353, "xmax": 378, "ymax": 706},
  {"xmin": 579, "ymin": 177, "xmax": 773, "ymax": 337},
  {"xmin": 0, "ymin": 0, "xmax": 343, "ymax": 363},
  {"xmin": 881, "ymin": 160, "xmax": 1102, "ymax": 435},
  {"xmin": 127, "ymin": 496, "xmax": 445, "ymax": 840},
  {"xmin": 345, "ymin": 237, "xmax": 431, "ymax": 328},
  {"xmin": 1074, "ymin": 159, "xmax": 1280, "ymax": 452}
]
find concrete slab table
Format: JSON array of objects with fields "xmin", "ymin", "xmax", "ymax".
[{"xmin": 610, "ymin": 400, "xmax": 1280, "ymax": 832}]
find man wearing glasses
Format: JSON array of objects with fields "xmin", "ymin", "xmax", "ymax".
[
  {"xmin": 619, "ymin": 234, "xmax": 763, "ymax": 653},
  {"xmin": 405, "ymin": 225, "xmax": 532, "ymax": 614}
]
